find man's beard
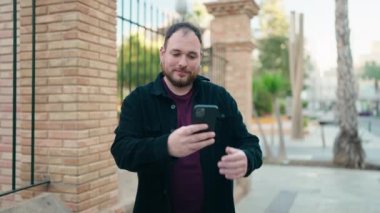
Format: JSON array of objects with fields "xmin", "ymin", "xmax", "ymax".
[{"xmin": 163, "ymin": 69, "xmax": 198, "ymax": 88}]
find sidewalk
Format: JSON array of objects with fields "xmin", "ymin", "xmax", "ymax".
[
  {"xmin": 116, "ymin": 120, "xmax": 380, "ymax": 212},
  {"xmin": 236, "ymin": 120, "xmax": 380, "ymax": 212},
  {"xmin": 236, "ymin": 164, "xmax": 380, "ymax": 213},
  {"xmin": 251, "ymin": 119, "xmax": 380, "ymax": 167}
]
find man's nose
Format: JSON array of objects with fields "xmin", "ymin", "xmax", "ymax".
[{"xmin": 178, "ymin": 55, "xmax": 187, "ymax": 67}]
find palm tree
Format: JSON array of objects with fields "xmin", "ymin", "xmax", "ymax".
[
  {"xmin": 261, "ymin": 72, "xmax": 287, "ymax": 161},
  {"xmin": 334, "ymin": 0, "xmax": 365, "ymax": 168},
  {"xmin": 252, "ymin": 79, "xmax": 273, "ymax": 160}
]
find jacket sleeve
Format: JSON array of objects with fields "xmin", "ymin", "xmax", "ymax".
[
  {"xmin": 225, "ymin": 91, "xmax": 263, "ymax": 176},
  {"xmin": 110, "ymin": 90, "xmax": 172, "ymax": 173}
]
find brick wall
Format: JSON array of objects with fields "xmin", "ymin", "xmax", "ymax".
[{"xmin": 0, "ymin": 0, "xmax": 119, "ymax": 212}]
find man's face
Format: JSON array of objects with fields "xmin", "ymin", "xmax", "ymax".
[{"xmin": 160, "ymin": 29, "xmax": 202, "ymax": 88}]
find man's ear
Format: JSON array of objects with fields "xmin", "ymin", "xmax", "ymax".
[{"xmin": 159, "ymin": 46, "xmax": 164, "ymax": 60}]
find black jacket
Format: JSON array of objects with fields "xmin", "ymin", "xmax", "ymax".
[{"xmin": 111, "ymin": 73, "xmax": 262, "ymax": 213}]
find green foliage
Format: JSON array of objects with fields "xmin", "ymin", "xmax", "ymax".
[
  {"xmin": 186, "ymin": 0, "xmax": 212, "ymax": 29},
  {"xmin": 259, "ymin": 0, "xmax": 289, "ymax": 37},
  {"xmin": 279, "ymin": 101, "xmax": 286, "ymax": 115},
  {"xmin": 253, "ymin": 78, "xmax": 272, "ymax": 115},
  {"xmin": 362, "ymin": 61, "xmax": 380, "ymax": 80},
  {"xmin": 260, "ymin": 72, "xmax": 288, "ymax": 98},
  {"xmin": 303, "ymin": 116, "xmax": 308, "ymax": 128},
  {"xmin": 117, "ymin": 34, "xmax": 161, "ymax": 90},
  {"xmin": 255, "ymin": 0, "xmax": 292, "ymax": 95},
  {"xmin": 257, "ymin": 36, "xmax": 289, "ymax": 77},
  {"xmin": 253, "ymin": 73, "xmax": 288, "ymax": 115},
  {"xmin": 302, "ymin": 100, "xmax": 308, "ymax": 109},
  {"xmin": 362, "ymin": 61, "xmax": 380, "ymax": 91},
  {"xmin": 257, "ymin": 0, "xmax": 290, "ymax": 75}
]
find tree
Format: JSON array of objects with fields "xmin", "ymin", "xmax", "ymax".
[
  {"xmin": 252, "ymin": 0, "xmax": 289, "ymax": 161},
  {"xmin": 254, "ymin": 0, "xmax": 290, "ymax": 114},
  {"xmin": 253, "ymin": 78, "xmax": 272, "ymax": 115},
  {"xmin": 186, "ymin": 0, "xmax": 212, "ymax": 30},
  {"xmin": 252, "ymin": 78, "xmax": 273, "ymax": 160},
  {"xmin": 256, "ymin": 0, "xmax": 290, "ymax": 78},
  {"xmin": 288, "ymin": 12, "xmax": 304, "ymax": 139},
  {"xmin": 117, "ymin": 34, "xmax": 161, "ymax": 101},
  {"xmin": 362, "ymin": 61, "xmax": 380, "ymax": 115},
  {"xmin": 260, "ymin": 72, "xmax": 288, "ymax": 161},
  {"xmin": 257, "ymin": 36, "xmax": 289, "ymax": 78},
  {"xmin": 334, "ymin": 0, "xmax": 365, "ymax": 168},
  {"xmin": 259, "ymin": 0, "xmax": 289, "ymax": 37}
]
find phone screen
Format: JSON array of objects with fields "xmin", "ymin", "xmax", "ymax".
[{"xmin": 192, "ymin": 104, "xmax": 219, "ymax": 132}]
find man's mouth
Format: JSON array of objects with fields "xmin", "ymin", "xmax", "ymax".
[{"xmin": 174, "ymin": 69, "xmax": 189, "ymax": 77}]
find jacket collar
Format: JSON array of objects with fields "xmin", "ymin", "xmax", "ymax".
[{"xmin": 150, "ymin": 72, "xmax": 210, "ymax": 96}]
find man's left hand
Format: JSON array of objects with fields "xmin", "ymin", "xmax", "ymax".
[{"xmin": 217, "ymin": 146, "xmax": 247, "ymax": 180}]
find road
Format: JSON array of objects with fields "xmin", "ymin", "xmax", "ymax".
[{"xmin": 358, "ymin": 116, "xmax": 380, "ymax": 137}]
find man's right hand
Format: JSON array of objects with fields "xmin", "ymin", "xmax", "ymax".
[{"xmin": 168, "ymin": 124, "xmax": 215, "ymax": 158}]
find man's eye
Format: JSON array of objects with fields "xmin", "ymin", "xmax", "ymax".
[
  {"xmin": 188, "ymin": 55, "xmax": 197, "ymax": 59},
  {"xmin": 172, "ymin": 53, "xmax": 181, "ymax": 57}
]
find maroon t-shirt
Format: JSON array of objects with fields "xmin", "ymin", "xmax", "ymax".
[{"xmin": 163, "ymin": 80, "xmax": 204, "ymax": 213}]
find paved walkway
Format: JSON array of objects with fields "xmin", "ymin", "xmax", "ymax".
[
  {"xmin": 237, "ymin": 164, "xmax": 380, "ymax": 213},
  {"xmin": 251, "ymin": 119, "xmax": 380, "ymax": 167},
  {"xmin": 237, "ymin": 120, "xmax": 380, "ymax": 212},
  {"xmin": 116, "ymin": 119, "xmax": 380, "ymax": 212}
]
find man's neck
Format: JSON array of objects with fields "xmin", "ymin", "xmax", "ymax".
[{"xmin": 163, "ymin": 77, "xmax": 193, "ymax": 96}]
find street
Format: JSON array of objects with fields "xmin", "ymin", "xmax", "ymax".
[{"xmin": 358, "ymin": 116, "xmax": 380, "ymax": 137}]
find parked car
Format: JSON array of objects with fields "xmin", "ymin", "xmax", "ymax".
[{"xmin": 358, "ymin": 111, "xmax": 372, "ymax": 116}]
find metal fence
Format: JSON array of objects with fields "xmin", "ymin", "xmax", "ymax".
[
  {"xmin": 0, "ymin": 0, "xmax": 50, "ymax": 198},
  {"xmin": 0, "ymin": 0, "xmax": 227, "ymax": 197},
  {"xmin": 117, "ymin": 0, "xmax": 170, "ymax": 104},
  {"xmin": 116, "ymin": 0, "xmax": 227, "ymax": 105},
  {"xmin": 201, "ymin": 46, "xmax": 227, "ymax": 87}
]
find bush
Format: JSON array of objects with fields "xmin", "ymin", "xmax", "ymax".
[
  {"xmin": 253, "ymin": 78, "xmax": 272, "ymax": 116},
  {"xmin": 302, "ymin": 101, "xmax": 308, "ymax": 109},
  {"xmin": 254, "ymin": 92, "xmax": 272, "ymax": 115}
]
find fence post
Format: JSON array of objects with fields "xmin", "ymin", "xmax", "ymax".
[{"xmin": 205, "ymin": 0, "xmax": 260, "ymax": 202}]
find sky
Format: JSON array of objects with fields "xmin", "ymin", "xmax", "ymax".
[
  {"xmin": 280, "ymin": 0, "xmax": 380, "ymax": 71},
  {"xmin": 120, "ymin": 0, "xmax": 380, "ymax": 72}
]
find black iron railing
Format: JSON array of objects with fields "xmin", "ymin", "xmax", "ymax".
[
  {"xmin": 117, "ymin": 0, "xmax": 172, "ymax": 104},
  {"xmin": 116, "ymin": 0, "xmax": 227, "ymax": 106},
  {"xmin": 0, "ymin": 0, "xmax": 50, "ymax": 198}
]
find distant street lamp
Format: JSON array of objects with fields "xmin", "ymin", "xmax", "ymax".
[{"xmin": 175, "ymin": 0, "xmax": 188, "ymax": 21}]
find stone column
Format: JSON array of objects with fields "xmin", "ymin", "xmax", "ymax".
[
  {"xmin": 205, "ymin": 0, "xmax": 259, "ymax": 123},
  {"xmin": 15, "ymin": 0, "xmax": 118, "ymax": 212},
  {"xmin": 205, "ymin": 0, "xmax": 259, "ymax": 202}
]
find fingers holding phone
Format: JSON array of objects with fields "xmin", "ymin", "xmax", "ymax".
[
  {"xmin": 167, "ymin": 104, "xmax": 219, "ymax": 158},
  {"xmin": 168, "ymin": 124, "xmax": 215, "ymax": 158}
]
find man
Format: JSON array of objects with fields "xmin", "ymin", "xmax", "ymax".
[{"xmin": 111, "ymin": 22, "xmax": 262, "ymax": 213}]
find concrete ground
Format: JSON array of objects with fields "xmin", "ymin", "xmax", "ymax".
[
  {"xmin": 236, "ymin": 164, "xmax": 380, "ymax": 213},
  {"xmin": 236, "ymin": 118, "xmax": 380, "ymax": 213},
  {"xmin": 115, "ymin": 118, "xmax": 380, "ymax": 212}
]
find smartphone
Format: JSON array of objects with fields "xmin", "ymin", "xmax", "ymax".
[{"xmin": 192, "ymin": 104, "xmax": 219, "ymax": 132}]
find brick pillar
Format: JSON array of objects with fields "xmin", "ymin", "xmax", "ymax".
[
  {"xmin": 205, "ymin": 0, "xmax": 259, "ymax": 202},
  {"xmin": 16, "ymin": 0, "xmax": 118, "ymax": 212},
  {"xmin": 205, "ymin": 0, "xmax": 259, "ymax": 123}
]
